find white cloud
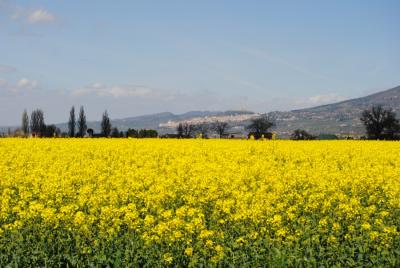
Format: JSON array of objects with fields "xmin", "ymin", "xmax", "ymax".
[
  {"xmin": 72, "ymin": 83, "xmax": 156, "ymax": 98},
  {"xmin": 11, "ymin": 6, "xmax": 56, "ymax": 24},
  {"xmin": 110, "ymin": 86, "xmax": 152, "ymax": 98},
  {"xmin": 27, "ymin": 9, "xmax": 56, "ymax": 24},
  {"xmin": 0, "ymin": 77, "xmax": 39, "ymax": 94},
  {"xmin": 16, "ymin": 78, "xmax": 38, "ymax": 90},
  {"xmin": 308, "ymin": 93, "xmax": 345, "ymax": 105},
  {"xmin": 91, "ymin": 82, "xmax": 104, "ymax": 89}
]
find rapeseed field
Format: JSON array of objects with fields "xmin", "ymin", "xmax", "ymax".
[{"xmin": 0, "ymin": 139, "xmax": 399, "ymax": 267}]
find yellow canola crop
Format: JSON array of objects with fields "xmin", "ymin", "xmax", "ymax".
[{"xmin": 0, "ymin": 138, "xmax": 399, "ymax": 267}]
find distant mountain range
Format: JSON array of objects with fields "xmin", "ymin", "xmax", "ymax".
[
  {"xmin": 2, "ymin": 85, "xmax": 400, "ymax": 137},
  {"xmin": 55, "ymin": 110, "xmax": 255, "ymax": 134}
]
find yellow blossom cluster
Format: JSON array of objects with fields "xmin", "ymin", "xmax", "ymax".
[{"xmin": 0, "ymin": 138, "xmax": 399, "ymax": 266}]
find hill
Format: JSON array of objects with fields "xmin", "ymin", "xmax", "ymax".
[
  {"xmin": 52, "ymin": 110, "xmax": 255, "ymax": 134},
  {"xmin": 2, "ymin": 85, "xmax": 400, "ymax": 137},
  {"xmin": 270, "ymin": 85, "xmax": 400, "ymax": 136}
]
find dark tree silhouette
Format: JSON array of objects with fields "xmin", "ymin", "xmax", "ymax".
[
  {"xmin": 101, "ymin": 110, "xmax": 112, "ymax": 137},
  {"xmin": 212, "ymin": 121, "xmax": 229, "ymax": 138},
  {"xmin": 291, "ymin": 129, "xmax": 316, "ymax": 140},
  {"xmin": 126, "ymin": 128, "xmax": 138, "ymax": 138},
  {"xmin": 195, "ymin": 123, "xmax": 210, "ymax": 138},
  {"xmin": 30, "ymin": 109, "xmax": 45, "ymax": 137},
  {"xmin": 21, "ymin": 109, "xmax": 29, "ymax": 136},
  {"xmin": 360, "ymin": 106, "xmax": 400, "ymax": 140},
  {"xmin": 138, "ymin": 129, "xmax": 158, "ymax": 138},
  {"xmin": 176, "ymin": 123, "xmax": 184, "ymax": 138},
  {"xmin": 317, "ymin": 133, "xmax": 338, "ymax": 140},
  {"xmin": 246, "ymin": 115, "xmax": 274, "ymax": 139},
  {"xmin": 44, "ymin": 124, "xmax": 60, "ymax": 137},
  {"xmin": 77, "ymin": 106, "xmax": 87, "ymax": 137},
  {"xmin": 87, "ymin": 128, "xmax": 94, "ymax": 137},
  {"xmin": 68, "ymin": 106, "xmax": 76, "ymax": 137},
  {"xmin": 182, "ymin": 123, "xmax": 196, "ymax": 138},
  {"xmin": 111, "ymin": 127, "xmax": 120, "ymax": 138}
]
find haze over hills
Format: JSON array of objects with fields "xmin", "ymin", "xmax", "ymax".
[
  {"xmin": 102, "ymin": 85, "xmax": 399, "ymax": 137},
  {"xmin": 1, "ymin": 85, "xmax": 400, "ymax": 137},
  {"xmin": 53, "ymin": 110, "xmax": 255, "ymax": 134},
  {"xmin": 270, "ymin": 85, "xmax": 400, "ymax": 136}
]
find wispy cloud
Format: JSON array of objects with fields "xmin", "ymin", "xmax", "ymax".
[
  {"xmin": 367, "ymin": 62, "xmax": 387, "ymax": 77},
  {"xmin": 12, "ymin": 7, "xmax": 56, "ymax": 24},
  {"xmin": 308, "ymin": 93, "xmax": 345, "ymax": 104},
  {"xmin": 0, "ymin": 77, "xmax": 39, "ymax": 93},
  {"xmin": 72, "ymin": 83, "xmax": 168, "ymax": 99},
  {"xmin": 294, "ymin": 93, "xmax": 346, "ymax": 107},
  {"xmin": 221, "ymin": 75, "xmax": 267, "ymax": 92},
  {"xmin": 27, "ymin": 9, "xmax": 56, "ymax": 24},
  {"xmin": 0, "ymin": 78, "xmax": 7, "ymax": 87},
  {"xmin": 241, "ymin": 48, "xmax": 332, "ymax": 81},
  {"xmin": 0, "ymin": 64, "xmax": 16, "ymax": 73},
  {"xmin": 16, "ymin": 78, "xmax": 38, "ymax": 90},
  {"xmin": 244, "ymin": 92, "xmax": 347, "ymax": 113}
]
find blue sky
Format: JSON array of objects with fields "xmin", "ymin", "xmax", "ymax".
[{"xmin": 0, "ymin": 0, "xmax": 399, "ymax": 125}]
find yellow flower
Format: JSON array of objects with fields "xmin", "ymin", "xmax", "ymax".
[
  {"xmin": 215, "ymin": 245, "xmax": 223, "ymax": 253},
  {"xmin": 206, "ymin": 240, "xmax": 214, "ymax": 247},
  {"xmin": 1, "ymin": 138, "xmax": 400, "ymax": 266},
  {"xmin": 235, "ymin": 237, "xmax": 245, "ymax": 244},
  {"xmin": 319, "ymin": 218, "xmax": 328, "ymax": 227},
  {"xmin": 361, "ymin": 223, "xmax": 371, "ymax": 231},
  {"xmin": 199, "ymin": 230, "xmax": 214, "ymax": 239},
  {"xmin": 327, "ymin": 235, "xmax": 337, "ymax": 244},
  {"xmin": 332, "ymin": 223, "xmax": 341, "ymax": 232},
  {"xmin": 144, "ymin": 215, "xmax": 155, "ymax": 226},
  {"xmin": 276, "ymin": 229, "xmax": 287, "ymax": 237},
  {"xmin": 73, "ymin": 211, "xmax": 85, "ymax": 226},
  {"xmin": 369, "ymin": 231, "xmax": 379, "ymax": 240},
  {"xmin": 184, "ymin": 247, "xmax": 193, "ymax": 256},
  {"xmin": 272, "ymin": 214, "xmax": 282, "ymax": 225},
  {"xmin": 173, "ymin": 231, "xmax": 183, "ymax": 240},
  {"xmin": 163, "ymin": 253, "xmax": 173, "ymax": 264}
]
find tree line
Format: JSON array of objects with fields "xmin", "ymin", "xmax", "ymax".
[
  {"xmin": 18, "ymin": 107, "xmax": 159, "ymax": 138},
  {"xmin": 16, "ymin": 107, "xmax": 278, "ymax": 139},
  {"xmin": 6, "ymin": 105, "xmax": 400, "ymax": 140},
  {"xmin": 172, "ymin": 115, "xmax": 278, "ymax": 139}
]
